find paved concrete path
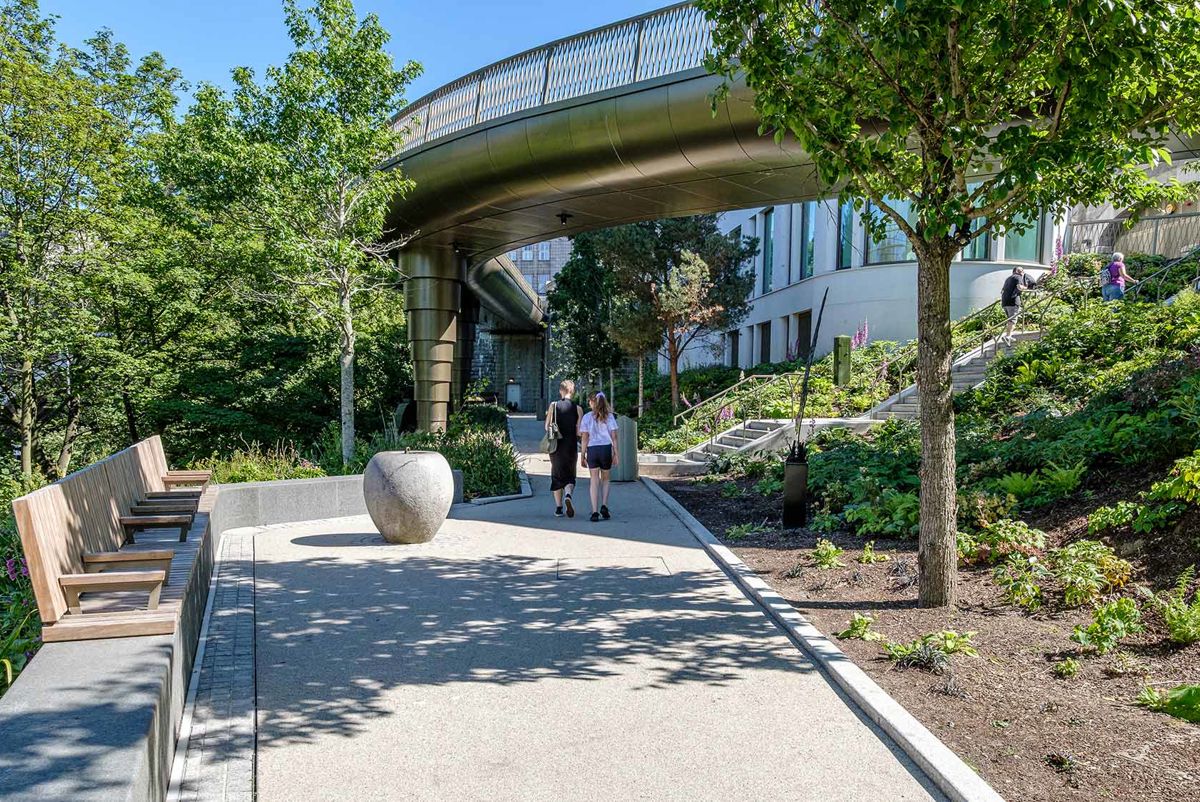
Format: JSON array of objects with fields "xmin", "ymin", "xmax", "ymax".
[{"xmin": 245, "ymin": 416, "xmax": 942, "ymax": 801}]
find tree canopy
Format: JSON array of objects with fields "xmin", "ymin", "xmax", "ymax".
[
  {"xmin": 700, "ymin": 0, "xmax": 1200, "ymax": 607},
  {"xmin": 0, "ymin": 0, "xmax": 419, "ymax": 481}
]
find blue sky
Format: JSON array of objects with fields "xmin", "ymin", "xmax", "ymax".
[{"xmin": 41, "ymin": 0, "xmax": 665, "ymax": 105}]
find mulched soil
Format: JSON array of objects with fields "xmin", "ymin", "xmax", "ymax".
[{"xmin": 662, "ymin": 475, "xmax": 1200, "ymax": 802}]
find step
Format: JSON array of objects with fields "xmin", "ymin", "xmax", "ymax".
[
  {"xmin": 718, "ymin": 434, "xmax": 758, "ymax": 448},
  {"xmin": 744, "ymin": 420, "xmax": 785, "ymax": 432},
  {"xmin": 888, "ymin": 403, "xmax": 920, "ymax": 415},
  {"xmin": 872, "ymin": 409, "xmax": 919, "ymax": 421},
  {"xmin": 700, "ymin": 441, "xmax": 736, "ymax": 456}
]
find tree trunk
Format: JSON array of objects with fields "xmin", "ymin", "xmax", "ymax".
[
  {"xmin": 915, "ymin": 247, "xmax": 958, "ymax": 608},
  {"xmin": 19, "ymin": 356, "xmax": 33, "ymax": 479},
  {"xmin": 122, "ymin": 389, "xmax": 140, "ymax": 444},
  {"xmin": 339, "ymin": 285, "xmax": 356, "ymax": 468},
  {"xmin": 56, "ymin": 394, "xmax": 81, "ymax": 479},
  {"xmin": 638, "ymin": 356, "xmax": 644, "ymax": 417},
  {"xmin": 608, "ymin": 367, "xmax": 614, "ymax": 411},
  {"xmin": 668, "ymin": 337, "xmax": 681, "ymax": 413}
]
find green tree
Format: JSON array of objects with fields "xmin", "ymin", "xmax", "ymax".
[
  {"xmin": 547, "ymin": 234, "xmax": 626, "ymax": 386},
  {"xmin": 589, "ymin": 215, "xmax": 756, "ymax": 413},
  {"xmin": 701, "ymin": 0, "xmax": 1200, "ymax": 606},
  {"xmin": 0, "ymin": 0, "xmax": 185, "ymax": 477},
  {"xmin": 188, "ymin": 0, "xmax": 421, "ymax": 466}
]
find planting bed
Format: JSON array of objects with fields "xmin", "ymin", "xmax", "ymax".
[{"xmin": 663, "ymin": 476, "xmax": 1200, "ymax": 802}]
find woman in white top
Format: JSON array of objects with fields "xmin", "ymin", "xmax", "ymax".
[{"xmin": 579, "ymin": 391, "xmax": 619, "ymax": 522}]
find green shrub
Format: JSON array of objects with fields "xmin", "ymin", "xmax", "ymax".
[
  {"xmin": 884, "ymin": 630, "xmax": 978, "ymax": 673},
  {"xmin": 1037, "ymin": 460, "xmax": 1087, "ymax": 502},
  {"xmin": 1072, "ymin": 597, "xmax": 1143, "ymax": 654},
  {"xmin": 457, "ymin": 403, "xmax": 509, "ymax": 432},
  {"xmin": 994, "ymin": 471, "xmax": 1039, "ymax": 501},
  {"xmin": 843, "ymin": 489, "xmax": 919, "ymax": 538},
  {"xmin": 993, "ymin": 557, "xmax": 1050, "ymax": 611},
  {"xmin": 754, "ymin": 476, "xmax": 783, "ymax": 496},
  {"xmin": 885, "ymin": 640, "xmax": 951, "ymax": 674},
  {"xmin": 720, "ymin": 481, "xmax": 743, "ymax": 499},
  {"xmin": 809, "ymin": 511, "xmax": 842, "ymax": 534},
  {"xmin": 858, "ymin": 541, "xmax": 890, "ymax": 564},
  {"xmin": 836, "ymin": 612, "xmax": 885, "ymax": 642},
  {"xmin": 405, "ymin": 427, "xmax": 521, "ymax": 500},
  {"xmin": 0, "ymin": 471, "xmax": 42, "ymax": 697},
  {"xmin": 1053, "ymin": 658, "xmax": 1081, "ymax": 678},
  {"xmin": 1141, "ymin": 566, "xmax": 1200, "ymax": 645},
  {"xmin": 725, "ymin": 522, "xmax": 770, "ymax": 540},
  {"xmin": 1136, "ymin": 684, "xmax": 1200, "ymax": 723},
  {"xmin": 1088, "ymin": 501, "xmax": 1139, "ymax": 535},
  {"xmin": 956, "ymin": 490, "xmax": 1017, "ymax": 532},
  {"xmin": 193, "ymin": 442, "xmax": 327, "ymax": 484},
  {"xmin": 972, "ymin": 519, "xmax": 1047, "ymax": 564},
  {"xmin": 813, "ymin": 538, "xmax": 845, "ymax": 569},
  {"xmin": 1047, "ymin": 540, "xmax": 1133, "ymax": 607}
]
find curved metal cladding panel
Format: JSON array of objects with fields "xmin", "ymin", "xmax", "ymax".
[
  {"xmin": 385, "ymin": 71, "xmax": 821, "ymax": 266},
  {"xmin": 465, "ymin": 254, "xmax": 545, "ymax": 332}
]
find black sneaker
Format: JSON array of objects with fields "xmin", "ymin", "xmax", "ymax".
[
  {"xmin": 600, "ymin": 505, "xmax": 610, "ymax": 520},
  {"xmin": 590, "ymin": 512, "xmax": 600, "ymax": 522},
  {"xmin": 564, "ymin": 495, "xmax": 575, "ymax": 518},
  {"xmin": 554, "ymin": 506, "xmax": 564, "ymax": 517}
]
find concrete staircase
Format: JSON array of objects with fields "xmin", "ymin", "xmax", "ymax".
[
  {"xmin": 868, "ymin": 330, "xmax": 1043, "ymax": 421},
  {"xmin": 683, "ymin": 419, "xmax": 791, "ymax": 461}
]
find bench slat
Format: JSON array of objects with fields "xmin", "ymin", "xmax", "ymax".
[
  {"xmin": 145, "ymin": 490, "xmax": 202, "ymax": 499},
  {"xmin": 84, "ymin": 549, "xmax": 174, "ymax": 563}
]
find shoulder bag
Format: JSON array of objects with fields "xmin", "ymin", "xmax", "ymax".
[{"xmin": 540, "ymin": 403, "xmax": 561, "ymax": 454}]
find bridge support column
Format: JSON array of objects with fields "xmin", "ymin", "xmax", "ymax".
[
  {"xmin": 403, "ymin": 247, "xmax": 462, "ymax": 432},
  {"xmin": 455, "ymin": 291, "xmax": 480, "ymax": 405}
]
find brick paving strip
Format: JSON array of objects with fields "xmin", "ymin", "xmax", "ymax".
[{"xmin": 169, "ymin": 527, "xmax": 256, "ymax": 802}]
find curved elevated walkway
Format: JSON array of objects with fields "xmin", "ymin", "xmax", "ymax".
[{"xmin": 389, "ymin": 2, "xmax": 1200, "ymax": 430}]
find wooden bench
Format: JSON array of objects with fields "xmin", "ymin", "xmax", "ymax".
[
  {"xmin": 11, "ymin": 435, "xmax": 212, "ymax": 641},
  {"xmin": 121, "ymin": 514, "xmax": 192, "ymax": 543}
]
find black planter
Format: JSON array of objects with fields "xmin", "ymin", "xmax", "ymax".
[{"xmin": 782, "ymin": 458, "xmax": 808, "ymax": 528}]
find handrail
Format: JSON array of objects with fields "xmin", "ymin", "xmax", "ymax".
[
  {"xmin": 1125, "ymin": 244, "xmax": 1200, "ymax": 302},
  {"xmin": 673, "ymin": 372, "xmax": 779, "ymax": 426},
  {"xmin": 391, "ymin": 3, "xmax": 710, "ymax": 153}
]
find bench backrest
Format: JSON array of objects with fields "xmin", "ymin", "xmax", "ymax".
[{"xmin": 11, "ymin": 436, "xmax": 170, "ymax": 624}]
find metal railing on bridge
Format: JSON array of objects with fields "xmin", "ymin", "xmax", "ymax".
[{"xmin": 391, "ymin": 3, "xmax": 711, "ymax": 152}]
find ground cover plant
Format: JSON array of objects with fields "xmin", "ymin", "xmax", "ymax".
[
  {"xmin": 661, "ymin": 289, "xmax": 1200, "ymax": 800},
  {"xmin": 0, "ymin": 473, "xmax": 41, "ymax": 698}
]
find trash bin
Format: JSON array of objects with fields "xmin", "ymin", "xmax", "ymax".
[{"xmin": 611, "ymin": 414, "xmax": 639, "ymax": 482}]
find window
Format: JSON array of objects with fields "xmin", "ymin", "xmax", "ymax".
[
  {"xmin": 758, "ymin": 322, "xmax": 772, "ymax": 365},
  {"xmin": 538, "ymin": 241, "xmax": 551, "ymax": 261},
  {"xmin": 800, "ymin": 201, "xmax": 816, "ymax": 279},
  {"xmin": 837, "ymin": 200, "xmax": 855, "ymax": 269},
  {"xmin": 762, "ymin": 208, "xmax": 775, "ymax": 294},
  {"xmin": 521, "ymin": 245, "xmax": 534, "ymax": 260},
  {"xmin": 963, "ymin": 219, "xmax": 991, "ymax": 261},
  {"xmin": 791, "ymin": 311, "xmax": 812, "ymax": 361},
  {"xmin": 1005, "ymin": 211, "xmax": 1044, "ymax": 262},
  {"xmin": 728, "ymin": 330, "xmax": 740, "ymax": 368},
  {"xmin": 864, "ymin": 199, "xmax": 916, "ymax": 264}
]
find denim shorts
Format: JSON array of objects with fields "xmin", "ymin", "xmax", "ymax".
[
  {"xmin": 586, "ymin": 444, "xmax": 613, "ymax": 471},
  {"xmin": 1102, "ymin": 283, "xmax": 1125, "ymax": 301}
]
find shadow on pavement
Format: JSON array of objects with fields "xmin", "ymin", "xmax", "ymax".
[{"xmin": 254, "ymin": 548, "xmax": 813, "ymax": 749}]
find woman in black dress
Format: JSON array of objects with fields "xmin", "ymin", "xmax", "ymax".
[{"xmin": 546, "ymin": 379, "xmax": 582, "ymax": 517}]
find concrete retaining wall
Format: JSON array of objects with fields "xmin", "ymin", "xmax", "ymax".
[{"xmin": 0, "ymin": 473, "xmax": 405, "ymax": 802}]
